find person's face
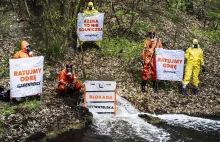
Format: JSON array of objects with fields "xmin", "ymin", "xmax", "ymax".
[
  {"xmin": 66, "ymin": 64, "xmax": 72, "ymax": 76},
  {"xmin": 26, "ymin": 45, "xmax": 31, "ymax": 53},
  {"xmin": 149, "ymin": 32, "xmax": 155, "ymax": 41}
]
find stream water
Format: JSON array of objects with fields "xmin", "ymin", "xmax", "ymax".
[{"xmin": 52, "ymin": 95, "xmax": 220, "ymax": 142}]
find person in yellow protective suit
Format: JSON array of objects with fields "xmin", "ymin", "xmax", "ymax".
[
  {"xmin": 141, "ymin": 30, "xmax": 163, "ymax": 92},
  {"xmin": 76, "ymin": 2, "xmax": 101, "ymax": 54},
  {"xmin": 182, "ymin": 39, "xmax": 205, "ymax": 96}
]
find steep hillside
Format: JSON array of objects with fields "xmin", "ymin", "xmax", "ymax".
[{"xmin": 0, "ymin": 0, "xmax": 220, "ymax": 141}]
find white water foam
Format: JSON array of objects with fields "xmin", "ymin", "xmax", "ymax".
[
  {"xmin": 91, "ymin": 95, "xmax": 170, "ymax": 142},
  {"xmin": 82, "ymin": 95, "xmax": 220, "ymax": 141},
  {"xmin": 157, "ymin": 114, "xmax": 220, "ymax": 132}
]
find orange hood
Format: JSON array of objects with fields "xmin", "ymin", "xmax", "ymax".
[{"xmin": 20, "ymin": 41, "xmax": 29, "ymax": 53}]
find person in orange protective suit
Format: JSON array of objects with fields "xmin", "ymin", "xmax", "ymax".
[
  {"xmin": 13, "ymin": 40, "xmax": 33, "ymax": 58},
  {"xmin": 182, "ymin": 39, "xmax": 205, "ymax": 96},
  {"xmin": 11, "ymin": 41, "xmax": 37, "ymax": 105},
  {"xmin": 57, "ymin": 61, "xmax": 82, "ymax": 96},
  {"xmin": 141, "ymin": 30, "xmax": 163, "ymax": 92},
  {"xmin": 75, "ymin": 2, "xmax": 101, "ymax": 54}
]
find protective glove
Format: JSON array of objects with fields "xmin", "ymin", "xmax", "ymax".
[
  {"xmin": 65, "ymin": 82, "xmax": 69, "ymax": 87},
  {"xmin": 29, "ymin": 51, "xmax": 33, "ymax": 57},
  {"xmin": 70, "ymin": 83, "xmax": 76, "ymax": 89},
  {"xmin": 138, "ymin": 57, "xmax": 145, "ymax": 67},
  {"xmin": 201, "ymin": 65, "xmax": 205, "ymax": 72}
]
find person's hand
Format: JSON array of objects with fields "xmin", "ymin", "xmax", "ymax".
[
  {"xmin": 65, "ymin": 82, "xmax": 69, "ymax": 86},
  {"xmin": 70, "ymin": 83, "xmax": 76, "ymax": 89},
  {"xmin": 29, "ymin": 51, "xmax": 33, "ymax": 57},
  {"xmin": 58, "ymin": 79, "xmax": 64, "ymax": 84}
]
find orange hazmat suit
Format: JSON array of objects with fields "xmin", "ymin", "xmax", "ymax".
[
  {"xmin": 13, "ymin": 41, "xmax": 32, "ymax": 59},
  {"xmin": 57, "ymin": 69, "xmax": 82, "ymax": 94},
  {"xmin": 142, "ymin": 37, "xmax": 163, "ymax": 81}
]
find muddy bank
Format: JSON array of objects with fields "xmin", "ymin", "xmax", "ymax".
[{"xmin": 1, "ymin": 89, "xmax": 92, "ymax": 142}]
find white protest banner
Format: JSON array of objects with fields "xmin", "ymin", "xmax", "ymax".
[
  {"xmin": 77, "ymin": 13, "xmax": 104, "ymax": 41},
  {"xmin": 9, "ymin": 56, "xmax": 44, "ymax": 97},
  {"xmin": 156, "ymin": 48, "xmax": 185, "ymax": 81},
  {"xmin": 84, "ymin": 81, "xmax": 116, "ymax": 116}
]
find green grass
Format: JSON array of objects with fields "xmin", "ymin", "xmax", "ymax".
[
  {"xmin": 25, "ymin": 100, "xmax": 40, "ymax": 111},
  {"xmin": 0, "ymin": 104, "xmax": 14, "ymax": 115},
  {"xmin": 0, "ymin": 99, "xmax": 41, "ymax": 137},
  {"xmin": 193, "ymin": 25, "xmax": 220, "ymax": 43},
  {"xmin": 101, "ymin": 37, "xmax": 144, "ymax": 62},
  {"xmin": 0, "ymin": 99, "xmax": 41, "ymax": 116}
]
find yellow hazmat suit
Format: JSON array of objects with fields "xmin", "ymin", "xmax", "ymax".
[
  {"xmin": 83, "ymin": 2, "xmax": 99, "ymax": 15},
  {"xmin": 182, "ymin": 39, "xmax": 205, "ymax": 95},
  {"xmin": 76, "ymin": 2, "xmax": 101, "ymax": 53}
]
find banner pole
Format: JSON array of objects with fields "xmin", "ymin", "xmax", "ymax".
[{"xmin": 79, "ymin": 40, "xmax": 86, "ymax": 79}]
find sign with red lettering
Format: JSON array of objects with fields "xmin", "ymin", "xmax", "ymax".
[
  {"xmin": 77, "ymin": 13, "xmax": 104, "ymax": 41},
  {"xmin": 156, "ymin": 48, "xmax": 185, "ymax": 81},
  {"xmin": 9, "ymin": 56, "xmax": 44, "ymax": 97},
  {"xmin": 84, "ymin": 81, "xmax": 116, "ymax": 116}
]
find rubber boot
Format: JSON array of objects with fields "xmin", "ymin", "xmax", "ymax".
[
  {"xmin": 75, "ymin": 46, "xmax": 79, "ymax": 54},
  {"xmin": 193, "ymin": 87, "xmax": 198, "ymax": 96},
  {"xmin": 181, "ymin": 87, "xmax": 185, "ymax": 96},
  {"xmin": 141, "ymin": 81, "xmax": 147, "ymax": 92},
  {"xmin": 10, "ymin": 100, "xmax": 13, "ymax": 106},
  {"xmin": 181, "ymin": 84, "xmax": 187, "ymax": 96},
  {"xmin": 97, "ymin": 46, "xmax": 102, "ymax": 55},
  {"xmin": 152, "ymin": 80, "xmax": 158, "ymax": 92},
  {"xmin": 98, "ymin": 46, "xmax": 102, "ymax": 51},
  {"xmin": 36, "ymin": 95, "xmax": 41, "ymax": 101}
]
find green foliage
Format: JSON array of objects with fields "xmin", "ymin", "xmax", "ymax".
[
  {"xmin": 38, "ymin": 0, "xmax": 78, "ymax": 57},
  {"xmin": 193, "ymin": 26, "xmax": 220, "ymax": 43},
  {"xmin": 134, "ymin": 23, "xmax": 152, "ymax": 32},
  {"xmin": 101, "ymin": 37, "xmax": 144, "ymax": 83},
  {"xmin": 0, "ymin": 54, "xmax": 10, "ymax": 77},
  {"xmin": 132, "ymin": 70, "xmax": 142, "ymax": 83},
  {"xmin": 15, "ymin": 41, "xmax": 20, "ymax": 52},
  {"xmin": 102, "ymin": 37, "xmax": 143, "ymax": 62},
  {"xmin": 25, "ymin": 100, "xmax": 40, "ymax": 111},
  {"xmin": 115, "ymin": 10, "xmax": 124, "ymax": 15},
  {"xmin": 0, "ymin": 105, "xmax": 14, "ymax": 115},
  {"xmin": 206, "ymin": 30, "xmax": 220, "ymax": 43},
  {"xmin": 46, "ymin": 40, "xmax": 62, "ymax": 57},
  {"xmin": 169, "ymin": 11, "xmax": 182, "ymax": 23},
  {"xmin": 166, "ymin": 0, "xmax": 187, "ymax": 11}
]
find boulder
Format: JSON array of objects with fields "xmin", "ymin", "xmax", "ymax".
[{"xmin": 138, "ymin": 114, "xmax": 165, "ymax": 125}]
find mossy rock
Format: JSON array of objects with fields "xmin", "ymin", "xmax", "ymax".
[{"xmin": 138, "ymin": 114, "xmax": 165, "ymax": 125}]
